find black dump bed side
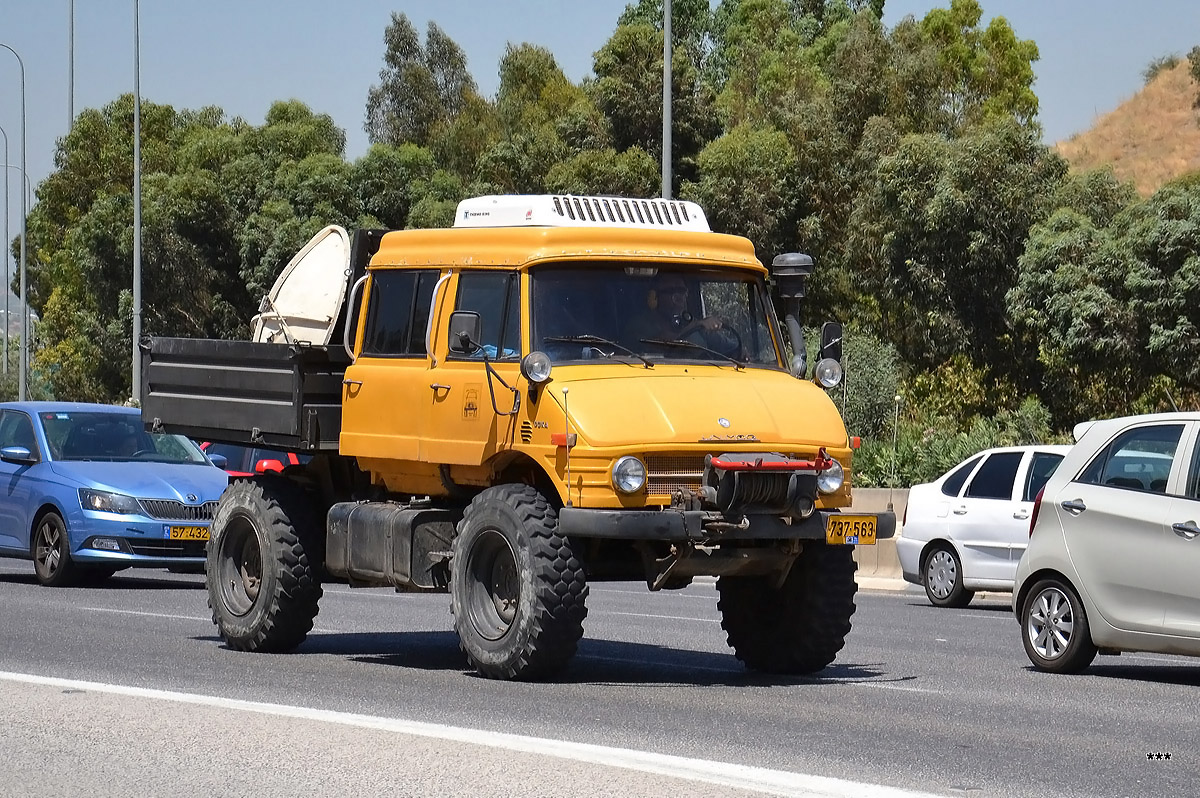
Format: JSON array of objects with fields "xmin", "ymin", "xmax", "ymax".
[{"xmin": 140, "ymin": 337, "xmax": 350, "ymax": 451}]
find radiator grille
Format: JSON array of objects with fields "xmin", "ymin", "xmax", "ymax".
[
  {"xmin": 645, "ymin": 454, "xmax": 706, "ymax": 496},
  {"xmin": 139, "ymin": 500, "xmax": 219, "ymax": 521}
]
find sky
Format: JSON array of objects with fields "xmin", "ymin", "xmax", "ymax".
[{"xmin": 2, "ymin": 0, "xmax": 1200, "ymax": 294}]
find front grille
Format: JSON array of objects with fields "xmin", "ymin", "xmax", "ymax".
[
  {"xmin": 139, "ymin": 500, "xmax": 218, "ymax": 521},
  {"xmin": 645, "ymin": 454, "xmax": 706, "ymax": 496},
  {"xmin": 127, "ymin": 539, "xmax": 207, "ymax": 558}
]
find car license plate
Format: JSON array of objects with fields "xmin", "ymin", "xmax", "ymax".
[
  {"xmin": 168, "ymin": 525, "xmax": 209, "ymax": 541},
  {"xmin": 825, "ymin": 515, "xmax": 876, "ymax": 545}
]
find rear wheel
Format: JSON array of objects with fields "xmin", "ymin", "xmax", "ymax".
[
  {"xmin": 718, "ymin": 543, "xmax": 858, "ymax": 674},
  {"xmin": 207, "ymin": 477, "xmax": 323, "ymax": 652},
  {"xmin": 1021, "ymin": 578, "xmax": 1097, "ymax": 673},
  {"xmin": 32, "ymin": 512, "xmax": 80, "ymax": 587},
  {"xmin": 923, "ymin": 545, "xmax": 974, "ymax": 608},
  {"xmin": 450, "ymin": 484, "xmax": 588, "ymax": 680}
]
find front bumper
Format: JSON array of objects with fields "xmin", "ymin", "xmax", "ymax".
[
  {"xmin": 558, "ymin": 507, "xmax": 896, "ymax": 543},
  {"xmin": 71, "ymin": 515, "xmax": 209, "ymax": 567}
]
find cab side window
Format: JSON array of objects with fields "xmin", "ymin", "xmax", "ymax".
[
  {"xmin": 361, "ymin": 270, "xmax": 439, "ymax": 357},
  {"xmin": 452, "ymin": 271, "xmax": 520, "ymax": 360},
  {"xmin": 964, "ymin": 452, "xmax": 1023, "ymax": 500},
  {"xmin": 1079, "ymin": 424, "xmax": 1181, "ymax": 493},
  {"xmin": 0, "ymin": 411, "xmax": 40, "ymax": 461},
  {"xmin": 1023, "ymin": 452, "xmax": 1065, "ymax": 502}
]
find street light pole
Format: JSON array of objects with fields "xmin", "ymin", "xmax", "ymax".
[
  {"xmin": 69, "ymin": 0, "xmax": 75, "ymax": 126},
  {"xmin": 132, "ymin": 0, "xmax": 143, "ymax": 403},
  {"xmin": 0, "ymin": 43, "xmax": 28, "ymax": 401},
  {"xmin": 661, "ymin": 0, "xmax": 672, "ymax": 200},
  {"xmin": 1, "ymin": 123, "xmax": 8, "ymax": 379}
]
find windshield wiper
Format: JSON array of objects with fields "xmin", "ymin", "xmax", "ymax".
[
  {"xmin": 639, "ymin": 338, "xmax": 745, "ymax": 370},
  {"xmin": 543, "ymin": 335, "xmax": 654, "ymax": 368}
]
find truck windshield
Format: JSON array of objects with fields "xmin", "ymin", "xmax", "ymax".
[{"xmin": 532, "ymin": 263, "xmax": 783, "ymax": 368}]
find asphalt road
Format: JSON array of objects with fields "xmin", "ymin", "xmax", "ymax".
[{"xmin": 0, "ymin": 560, "xmax": 1195, "ymax": 798}]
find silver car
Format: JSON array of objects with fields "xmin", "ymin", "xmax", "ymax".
[{"xmin": 1013, "ymin": 411, "xmax": 1200, "ymax": 673}]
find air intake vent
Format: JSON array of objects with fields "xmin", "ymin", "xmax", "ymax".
[{"xmin": 520, "ymin": 421, "xmax": 533, "ymax": 444}]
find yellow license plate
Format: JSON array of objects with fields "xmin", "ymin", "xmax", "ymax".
[
  {"xmin": 825, "ymin": 515, "xmax": 876, "ymax": 545},
  {"xmin": 169, "ymin": 526, "xmax": 209, "ymax": 541}
]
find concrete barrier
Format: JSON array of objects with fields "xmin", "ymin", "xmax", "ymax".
[{"xmin": 849, "ymin": 488, "xmax": 907, "ymax": 579}]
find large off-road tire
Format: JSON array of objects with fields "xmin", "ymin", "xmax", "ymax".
[
  {"xmin": 32, "ymin": 511, "xmax": 80, "ymax": 588},
  {"xmin": 450, "ymin": 484, "xmax": 588, "ymax": 680},
  {"xmin": 718, "ymin": 543, "xmax": 858, "ymax": 674},
  {"xmin": 206, "ymin": 477, "xmax": 323, "ymax": 653}
]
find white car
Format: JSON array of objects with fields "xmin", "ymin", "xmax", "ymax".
[
  {"xmin": 896, "ymin": 445, "xmax": 1071, "ymax": 607},
  {"xmin": 1014, "ymin": 412, "xmax": 1200, "ymax": 673}
]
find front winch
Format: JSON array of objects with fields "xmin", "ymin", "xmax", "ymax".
[{"xmin": 702, "ymin": 451, "xmax": 834, "ymax": 522}]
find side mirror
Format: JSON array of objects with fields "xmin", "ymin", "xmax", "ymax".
[
  {"xmin": 255, "ymin": 458, "xmax": 285, "ymax": 474},
  {"xmin": 819, "ymin": 321, "xmax": 843, "ymax": 363},
  {"xmin": 208, "ymin": 453, "xmax": 228, "ymax": 470},
  {"xmin": 448, "ymin": 311, "xmax": 482, "ymax": 355},
  {"xmin": 0, "ymin": 445, "xmax": 35, "ymax": 464}
]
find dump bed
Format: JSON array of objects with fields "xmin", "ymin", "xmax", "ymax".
[{"xmin": 140, "ymin": 337, "xmax": 349, "ymax": 451}]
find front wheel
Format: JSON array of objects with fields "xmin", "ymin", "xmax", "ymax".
[
  {"xmin": 1021, "ymin": 578, "xmax": 1097, "ymax": 673},
  {"xmin": 923, "ymin": 544, "xmax": 974, "ymax": 608},
  {"xmin": 718, "ymin": 543, "xmax": 858, "ymax": 674},
  {"xmin": 206, "ymin": 477, "xmax": 323, "ymax": 653},
  {"xmin": 450, "ymin": 484, "xmax": 588, "ymax": 680},
  {"xmin": 32, "ymin": 512, "xmax": 80, "ymax": 587}
]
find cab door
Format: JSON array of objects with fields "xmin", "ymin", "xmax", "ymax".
[
  {"xmin": 339, "ymin": 268, "xmax": 442, "ymax": 462},
  {"xmin": 420, "ymin": 270, "xmax": 523, "ymax": 465},
  {"xmin": 951, "ymin": 450, "xmax": 1026, "ymax": 581}
]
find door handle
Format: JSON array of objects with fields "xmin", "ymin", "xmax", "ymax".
[
  {"xmin": 952, "ymin": 506, "xmax": 968, "ymax": 515},
  {"xmin": 1172, "ymin": 521, "xmax": 1200, "ymax": 540},
  {"xmin": 430, "ymin": 383, "xmax": 451, "ymax": 392},
  {"xmin": 342, "ymin": 379, "xmax": 363, "ymax": 387},
  {"xmin": 1061, "ymin": 499, "xmax": 1086, "ymax": 516},
  {"xmin": 1013, "ymin": 510, "xmax": 1029, "ymax": 520}
]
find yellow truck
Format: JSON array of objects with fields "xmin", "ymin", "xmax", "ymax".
[{"xmin": 142, "ymin": 194, "xmax": 895, "ymax": 681}]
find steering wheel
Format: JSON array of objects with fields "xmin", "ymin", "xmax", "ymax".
[
  {"xmin": 130, "ymin": 449, "xmax": 154, "ymax": 458},
  {"xmin": 708, "ymin": 319, "xmax": 743, "ymax": 358}
]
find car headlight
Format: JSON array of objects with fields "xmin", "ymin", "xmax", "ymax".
[
  {"xmin": 611, "ymin": 456, "xmax": 647, "ymax": 494},
  {"xmin": 814, "ymin": 358, "xmax": 842, "ymax": 389},
  {"xmin": 79, "ymin": 488, "xmax": 142, "ymax": 514},
  {"xmin": 521, "ymin": 351, "xmax": 553, "ymax": 383},
  {"xmin": 817, "ymin": 459, "xmax": 845, "ymax": 494}
]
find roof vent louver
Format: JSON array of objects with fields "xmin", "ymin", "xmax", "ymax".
[{"xmin": 453, "ymin": 194, "xmax": 710, "ymax": 232}]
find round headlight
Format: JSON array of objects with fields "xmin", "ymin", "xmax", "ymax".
[
  {"xmin": 611, "ymin": 456, "xmax": 647, "ymax": 494},
  {"xmin": 814, "ymin": 357, "xmax": 842, "ymax": 389},
  {"xmin": 521, "ymin": 351, "xmax": 553, "ymax": 384},
  {"xmin": 789, "ymin": 354, "xmax": 807, "ymax": 379},
  {"xmin": 817, "ymin": 458, "xmax": 845, "ymax": 494}
]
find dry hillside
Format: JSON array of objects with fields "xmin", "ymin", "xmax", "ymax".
[{"xmin": 1055, "ymin": 61, "xmax": 1200, "ymax": 196}]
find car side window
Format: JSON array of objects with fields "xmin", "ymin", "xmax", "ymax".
[
  {"xmin": 1078, "ymin": 424, "xmax": 1182, "ymax": 494},
  {"xmin": 941, "ymin": 456, "xmax": 982, "ymax": 497},
  {"xmin": 1023, "ymin": 452, "xmax": 1065, "ymax": 502},
  {"xmin": 361, "ymin": 269, "xmax": 439, "ymax": 357},
  {"xmin": 451, "ymin": 271, "xmax": 520, "ymax": 360},
  {"xmin": 0, "ymin": 410, "xmax": 39, "ymax": 460},
  {"xmin": 964, "ymin": 452, "xmax": 1023, "ymax": 500},
  {"xmin": 1188, "ymin": 436, "xmax": 1200, "ymax": 499}
]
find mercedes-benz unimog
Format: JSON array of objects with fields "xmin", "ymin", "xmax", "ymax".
[{"xmin": 141, "ymin": 194, "xmax": 895, "ymax": 681}]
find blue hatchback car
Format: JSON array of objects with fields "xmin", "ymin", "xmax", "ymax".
[{"xmin": 0, "ymin": 402, "xmax": 229, "ymax": 586}]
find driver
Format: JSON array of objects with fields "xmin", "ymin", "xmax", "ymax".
[{"xmin": 623, "ymin": 275, "xmax": 728, "ymax": 350}]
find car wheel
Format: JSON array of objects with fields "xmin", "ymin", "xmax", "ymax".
[
  {"xmin": 32, "ymin": 512, "xmax": 81, "ymax": 587},
  {"xmin": 923, "ymin": 545, "xmax": 975, "ymax": 608},
  {"xmin": 1021, "ymin": 578, "xmax": 1097, "ymax": 674}
]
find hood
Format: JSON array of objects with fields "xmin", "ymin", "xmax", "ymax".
[
  {"xmin": 49, "ymin": 461, "xmax": 230, "ymax": 502},
  {"xmin": 549, "ymin": 368, "xmax": 847, "ymax": 449}
]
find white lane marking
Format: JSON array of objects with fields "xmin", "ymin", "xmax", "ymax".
[
  {"xmin": 0, "ymin": 671, "xmax": 944, "ymax": 798},
  {"xmin": 951, "ymin": 613, "xmax": 1011, "ymax": 620},
  {"xmin": 81, "ymin": 607, "xmax": 209, "ymax": 622},
  {"xmin": 600, "ymin": 610, "xmax": 721, "ymax": 623}
]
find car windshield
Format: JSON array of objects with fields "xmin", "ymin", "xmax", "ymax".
[
  {"xmin": 41, "ymin": 411, "xmax": 208, "ymax": 464},
  {"xmin": 532, "ymin": 263, "xmax": 783, "ymax": 368}
]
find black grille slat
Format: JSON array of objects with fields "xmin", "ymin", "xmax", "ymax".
[
  {"xmin": 127, "ymin": 539, "xmax": 206, "ymax": 557},
  {"xmin": 139, "ymin": 500, "xmax": 218, "ymax": 521}
]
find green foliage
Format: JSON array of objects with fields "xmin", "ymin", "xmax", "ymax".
[{"xmin": 1143, "ymin": 53, "xmax": 1180, "ymax": 85}]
